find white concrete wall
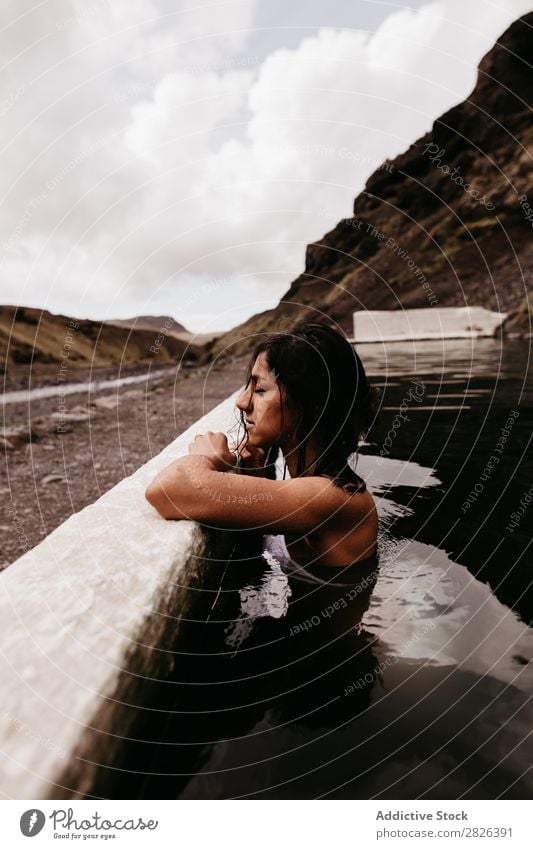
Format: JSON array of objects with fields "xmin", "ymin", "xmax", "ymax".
[
  {"xmin": 0, "ymin": 389, "xmax": 243, "ymax": 799},
  {"xmin": 353, "ymin": 306, "xmax": 508, "ymax": 342}
]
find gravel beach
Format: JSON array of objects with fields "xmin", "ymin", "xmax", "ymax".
[{"xmin": 0, "ymin": 356, "xmax": 248, "ymax": 569}]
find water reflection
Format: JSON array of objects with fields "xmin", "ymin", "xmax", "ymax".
[{"xmin": 358, "ymin": 336, "xmax": 531, "ymax": 385}]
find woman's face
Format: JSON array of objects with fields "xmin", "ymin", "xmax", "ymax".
[{"xmin": 235, "ymin": 352, "xmax": 293, "ymax": 448}]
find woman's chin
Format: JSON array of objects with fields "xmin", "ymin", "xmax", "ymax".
[{"xmin": 247, "ymin": 431, "xmax": 268, "ymax": 449}]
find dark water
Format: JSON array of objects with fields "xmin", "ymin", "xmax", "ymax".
[
  {"xmin": 108, "ymin": 338, "xmax": 533, "ymax": 800},
  {"xmin": 360, "ymin": 337, "xmax": 532, "ymax": 625}
]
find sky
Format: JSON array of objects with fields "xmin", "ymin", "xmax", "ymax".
[{"xmin": 1, "ymin": 0, "xmax": 532, "ymax": 333}]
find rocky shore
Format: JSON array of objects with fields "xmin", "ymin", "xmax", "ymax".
[{"xmin": 0, "ymin": 356, "xmax": 248, "ymax": 570}]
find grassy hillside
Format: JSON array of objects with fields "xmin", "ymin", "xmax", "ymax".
[{"xmin": 0, "ymin": 306, "xmax": 198, "ymax": 368}]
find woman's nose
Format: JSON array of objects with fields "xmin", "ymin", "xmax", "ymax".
[{"xmin": 236, "ymin": 386, "xmax": 252, "ymax": 412}]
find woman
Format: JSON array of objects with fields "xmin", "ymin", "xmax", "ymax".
[{"xmin": 145, "ymin": 320, "xmax": 379, "ymax": 567}]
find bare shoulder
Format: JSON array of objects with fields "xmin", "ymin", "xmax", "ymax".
[
  {"xmin": 317, "ymin": 478, "xmax": 378, "ymax": 536},
  {"xmin": 304, "ymin": 482, "xmax": 378, "ymax": 565}
]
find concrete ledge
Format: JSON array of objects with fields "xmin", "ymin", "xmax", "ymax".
[
  {"xmin": 353, "ymin": 306, "xmax": 508, "ymax": 342},
  {"xmin": 0, "ymin": 389, "xmax": 243, "ymax": 799}
]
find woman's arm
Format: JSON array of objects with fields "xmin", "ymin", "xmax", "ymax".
[{"xmin": 144, "ymin": 433, "xmax": 367, "ymax": 535}]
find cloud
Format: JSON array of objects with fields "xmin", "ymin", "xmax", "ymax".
[{"xmin": 0, "ymin": 0, "xmax": 530, "ymax": 330}]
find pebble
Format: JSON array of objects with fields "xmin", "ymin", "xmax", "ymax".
[
  {"xmin": 41, "ymin": 474, "xmax": 66, "ymax": 485},
  {"xmin": 49, "ymin": 411, "xmax": 90, "ymax": 422},
  {"xmin": 92, "ymin": 396, "xmax": 120, "ymax": 410},
  {"xmin": 0, "ymin": 425, "xmax": 31, "ymax": 449}
]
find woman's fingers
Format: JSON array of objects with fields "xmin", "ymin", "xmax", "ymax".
[{"xmin": 242, "ymin": 448, "xmax": 266, "ymax": 467}]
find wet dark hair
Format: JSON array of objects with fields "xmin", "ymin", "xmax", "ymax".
[{"xmin": 235, "ymin": 320, "xmax": 379, "ymax": 493}]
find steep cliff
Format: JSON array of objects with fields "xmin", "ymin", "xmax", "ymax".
[{"xmin": 208, "ymin": 12, "xmax": 533, "ymax": 359}]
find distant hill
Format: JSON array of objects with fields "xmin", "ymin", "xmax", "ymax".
[
  {"xmin": 105, "ymin": 315, "xmax": 188, "ymax": 335},
  {"xmin": 206, "ymin": 12, "xmax": 533, "ymax": 361},
  {"xmin": 105, "ymin": 315, "xmax": 223, "ymax": 347},
  {"xmin": 0, "ymin": 306, "xmax": 198, "ymax": 368}
]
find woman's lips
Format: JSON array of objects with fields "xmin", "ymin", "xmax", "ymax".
[{"xmin": 246, "ymin": 421, "xmax": 254, "ymax": 429}]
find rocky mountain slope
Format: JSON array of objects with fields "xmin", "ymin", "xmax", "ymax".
[
  {"xmin": 206, "ymin": 12, "xmax": 533, "ymax": 360},
  {"xmin": 0, "ymin": 305, "xmax": 197, "ymax": 368}
]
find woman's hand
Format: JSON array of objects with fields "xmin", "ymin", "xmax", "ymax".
[
  {"xmin": 187, "ymin": 431, "xmax": 237, "ymax": 472},
  {"xmin": 230, "ymin": 440, "xmax": 268, "ymax": 476}
]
